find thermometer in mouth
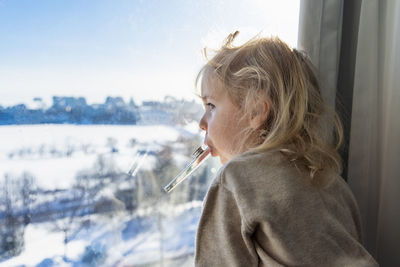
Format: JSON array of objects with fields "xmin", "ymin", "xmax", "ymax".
[{"xmin": 163, "ymin": 146, "xmax": 210, "ymax": 193}]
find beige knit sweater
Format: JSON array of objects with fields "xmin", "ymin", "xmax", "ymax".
[{"xmin": 195, "ymin": 149, "xmax": 378, "ymax": 266}]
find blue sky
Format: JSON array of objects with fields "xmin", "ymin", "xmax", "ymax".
[{"xmin": 0, "ymin": 0, "xmax": 299, "ymax": 107}]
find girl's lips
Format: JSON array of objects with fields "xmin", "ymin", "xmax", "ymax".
[
  {"xmin": 204, "ymin": 139, "xmax": 215, "ymax": 156},
  {"xmin": 208, "ymin": 146, "xmax": 215, "ymax": 156}
]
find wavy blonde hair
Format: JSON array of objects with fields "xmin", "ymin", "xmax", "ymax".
[{"xmin": 196, "ymin": 31, "xmax": 343, "ymax": 183}]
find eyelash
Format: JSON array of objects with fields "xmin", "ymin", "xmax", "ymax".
[{"xmin": 206, "ymin": 103, "xmax": 215, "ymax": 110}]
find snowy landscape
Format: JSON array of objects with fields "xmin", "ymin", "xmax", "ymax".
[
  {"xmin": 0, "ymin": 122, "xmax": 217, "ymax": 266},
  {"xmin": 0, "ymin": 0, "xmax": 301, "ymax": 265}
]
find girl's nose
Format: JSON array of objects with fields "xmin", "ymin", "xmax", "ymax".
[{"xmin": 199, "ymin": 114, "xmax": 207, "ymax": 131}]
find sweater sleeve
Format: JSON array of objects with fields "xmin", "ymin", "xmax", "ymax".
[{"xmin": 194, "ymin": 181, "xmax": 260, "ymax": 267}]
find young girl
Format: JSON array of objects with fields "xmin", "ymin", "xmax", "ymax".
[{"xmin": 194, "ymin": 32, "xmax": 378, "ymax": 266}]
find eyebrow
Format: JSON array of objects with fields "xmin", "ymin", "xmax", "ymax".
[{"xmin": 200, "ymin": 94, "xmax": 215, "ymax": 101}]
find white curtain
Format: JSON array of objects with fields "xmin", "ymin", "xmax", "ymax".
[
  {"xmin": 348, "ymin": 1, "xmax": 400, "ymax": 265},
  {"xmin": 298, "ymin": 0, "xmax": 400, "ymax": 265},
  {"xmin": 297, "ymin": 0, "xmax": 343, "ymax": 107}
]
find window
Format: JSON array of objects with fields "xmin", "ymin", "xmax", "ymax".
[{"xmin": 0, "ymin": 1, "xmax": 299, "ymax": 265}]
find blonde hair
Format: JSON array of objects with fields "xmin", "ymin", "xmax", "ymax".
[{"xmin": 196, "ymin": 31, "xmax": 343, "ymax": 183}]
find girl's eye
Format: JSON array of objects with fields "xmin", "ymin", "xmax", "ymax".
[{"xmin": 206, "ymin": 103, "xmax": 215, "ymax": 110}]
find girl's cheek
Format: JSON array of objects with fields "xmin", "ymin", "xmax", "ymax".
[{"xmin": 206, "ymin": 118, "xmax": 214, "ymax": 134}]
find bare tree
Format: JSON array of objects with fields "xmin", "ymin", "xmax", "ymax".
[
  {"xmin": 0, "ymin": 174, "xmax": 25, "ymax": 260},
  {"xmin": 106, "ymin": 137, "xmax": 118, "ymax": 153},
  {"xmin": 50, "ymin": 185, "xmax": 86, "ymax": 259},
  {"xmin": 19, "ymin": 172, "xmax": 37, "ymax": 225}
]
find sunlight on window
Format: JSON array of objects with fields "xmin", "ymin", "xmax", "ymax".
[{"xmin": 0, "ymin": 0, "xmax": 299, "ymax": 266}]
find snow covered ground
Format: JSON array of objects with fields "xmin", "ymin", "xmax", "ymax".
[
  {"xmin": 3, "ymin": 202, "xmax": 202, "ymax": 267},
  {"xmin": 0, "ymin": 124, "xmax": 200, "ymax": 189},
  {"xmin": 0, "ymin": 124, "xmax": 209, "ymax": 266}
]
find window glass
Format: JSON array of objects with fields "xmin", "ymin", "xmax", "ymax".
[{"xmin": 0, "ymin": 0, "xmax": 299, "ymax": 265}]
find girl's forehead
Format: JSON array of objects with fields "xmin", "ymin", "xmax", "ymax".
[{"xmin": 200, "ymin": 75, "xmax": 225, "ymax": 99}]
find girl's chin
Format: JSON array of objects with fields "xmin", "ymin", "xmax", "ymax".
[{"xmin": 209, "ymin": 147, "xmax": 228, "ymax": 164}]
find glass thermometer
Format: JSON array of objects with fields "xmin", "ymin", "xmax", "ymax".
[{"xmin": 163, "ymin": 146, "xmax": 210, "ymax": 193}]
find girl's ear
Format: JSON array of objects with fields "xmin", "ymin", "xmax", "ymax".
[{"xmin": 250, "ymin": 100, "xmax": 269, "ymax": 129}]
